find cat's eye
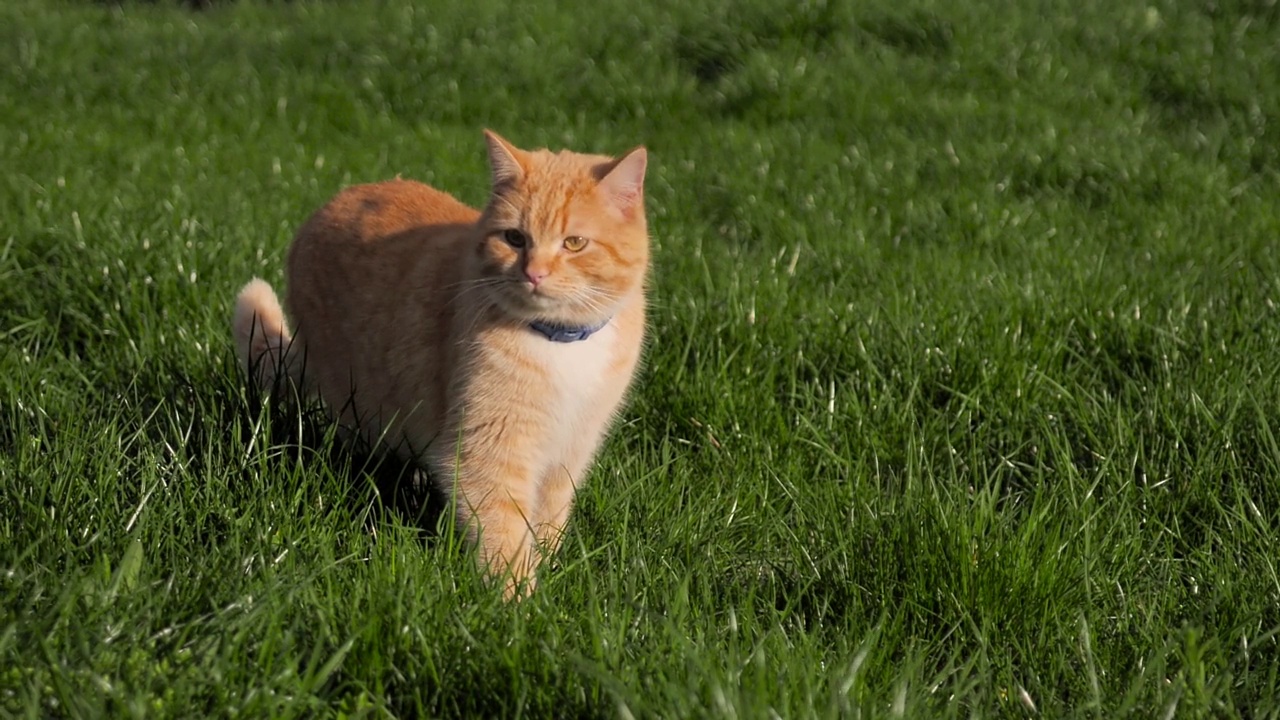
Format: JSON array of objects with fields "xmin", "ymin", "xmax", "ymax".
[
  {"xmin": 563, "ymin": 236, "xmax": 589, "ymax": 252},
  {"xmin": 502, "ymin": 229, "xmax": 529, "ymax": 248}
]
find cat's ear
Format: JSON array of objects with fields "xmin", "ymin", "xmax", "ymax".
[
  {"xmin": 597, "ymin": 146, "xmax": 647, "ymax": 219},
  {"xmin": 484, "ymin": 130, "xmax": 524, "ymax": 188}
]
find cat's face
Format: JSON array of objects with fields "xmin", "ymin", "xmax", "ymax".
[{"xmin": 475, "ymin": 133, "xmax": 649, "ymax": 328}]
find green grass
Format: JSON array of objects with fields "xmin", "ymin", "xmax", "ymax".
[{"xmin": 3, "ymin": 0, "xmax": 1280, "ymax": 716}]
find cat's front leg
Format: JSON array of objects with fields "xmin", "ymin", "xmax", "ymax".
[
  {"xmin": 535, "ymin": 464, "xmax": 577, "ymax": 559},
  {"xmin": 467, "ymin": 488, "xmax": 539, "ymax": 600},
  {"xmin": 435, "ymin": 421, "xmax": 542, "ymax": 599},
  {"xmin": 535, "ymin": 422, "xmax": 614, "ymax": 560}
]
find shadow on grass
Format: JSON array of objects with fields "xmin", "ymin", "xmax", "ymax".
[
  {"xmin": 859, "ymin": 10, "xmax": 954, "ymax": 57},
  {"xmin": 242, "ymin": 384, "xmax": 453, "ymax": 542},
  {"xmin": 672, "ymin": 0, "xmax": 854, "ymax": 86},
  {"xmin": 82, "ymin": 347, "xmax": 454, "ymax": 546}
]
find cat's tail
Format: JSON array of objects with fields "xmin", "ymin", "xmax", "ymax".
[{"xmin": 233, "ymin": 278, "xmax": 298, "ymax": 391}]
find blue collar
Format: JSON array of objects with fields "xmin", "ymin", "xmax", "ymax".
[{"xmin": 528, "ymin": 319, "xmax": 608, "ymax": 343}]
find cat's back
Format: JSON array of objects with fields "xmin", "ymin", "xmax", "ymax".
[
  {"xmin": 282, "ymin": 178, "xmax": 480, "ymax": 435},
  {"xmin": 286, "ymin": 178, "xmax": 479, "ymax": 316},
  {"xmin": 295, "ymin": 178, "xmax": 479, "ymax": 250},
  {"xmin": 284, "ymin": 179, "xmax": 479, "ymax": 395}
]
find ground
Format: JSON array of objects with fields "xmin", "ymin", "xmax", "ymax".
[{"xmin": 2, "ymin": 0, "xmax": 1279, "ymax": 716}]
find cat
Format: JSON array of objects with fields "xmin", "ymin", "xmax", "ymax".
[{"xmin": 232, "ymin": 130, "xmax": 650, "ymax": 598}]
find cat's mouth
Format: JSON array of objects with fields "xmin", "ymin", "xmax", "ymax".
[
  {"xmin": 493, "ymin": 279, "xmax": 558, "ymax": 314},
  {"xmin": 513, "ymin": 277, "xmax": 553, "ymax": 300},
  {"xmin": 493, "ymin": 278, "xmax": 609, "ymax": 327}
]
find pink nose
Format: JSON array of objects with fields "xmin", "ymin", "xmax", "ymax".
[{"xmin": 524, "ymin": 268, "xmax": 548, "ymax": 287}]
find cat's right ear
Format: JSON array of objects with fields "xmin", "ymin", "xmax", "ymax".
[{"xmin": 484, "ymin": 130, "xmax": 524, "ymax": 189}]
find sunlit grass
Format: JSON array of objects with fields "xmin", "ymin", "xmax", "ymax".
[{"xmin": 3, "ymin": 0, "xmax": 1280, "ymax": 716}]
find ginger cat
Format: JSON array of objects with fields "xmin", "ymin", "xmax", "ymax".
[{"xmin": 232, "ymin": 131, "xmax": 650, "ymax": 598}]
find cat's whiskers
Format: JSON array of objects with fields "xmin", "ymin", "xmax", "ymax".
[
  {"xmin": 455, "ymin": 307, "xmax": 490, "ymax": 350},
  {"xmin": 565, "ymin": 286, "xmax": 615, "ymax": 321},
  {"xmin": 450, "ymin": 277, "xmax": 509, "ymax": 305},
  {"xmin": 445, "ymin": 276, "xmax": 505, "ymax": 290}
]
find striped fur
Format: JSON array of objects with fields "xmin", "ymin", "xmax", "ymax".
[{"xmin": 232, "ymin": 131, "xmax": 650, "ymax": 598}]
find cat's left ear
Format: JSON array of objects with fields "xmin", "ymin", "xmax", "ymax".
[{"xmin": 597, "ymin": 147, "xmax": 647, "ymax": 220}]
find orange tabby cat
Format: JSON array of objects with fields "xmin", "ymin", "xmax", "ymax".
[{"xmin": 232, "ymin": 131, "xmax": 649, "ymax": 598}]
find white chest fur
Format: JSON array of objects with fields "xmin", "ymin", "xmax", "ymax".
[
  {"xmin": 519, "ymin": 322, "xmax": 619, "ymax": 480},
  {"xmin": 525, "ymin": 323, "xmax": 615, "ymax": 413}
]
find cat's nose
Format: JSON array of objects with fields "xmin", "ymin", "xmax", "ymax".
[{"xmin": 524, "ymin": 268, "xmax": 549, "ymax": 287}]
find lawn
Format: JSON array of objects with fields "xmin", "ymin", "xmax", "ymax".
[{"xmin": 3, "ymin": 0, "xmax": 1280, "ymax": 716}]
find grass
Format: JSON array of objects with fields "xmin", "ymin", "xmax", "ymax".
[{"xmin": 3, "ymin": 0, "xmax": 1280, "ymax": 716}]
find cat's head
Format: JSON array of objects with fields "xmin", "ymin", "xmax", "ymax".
[{"xmin": 475, "ymin": 130, "xmax": 649, "ymax": 328}]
